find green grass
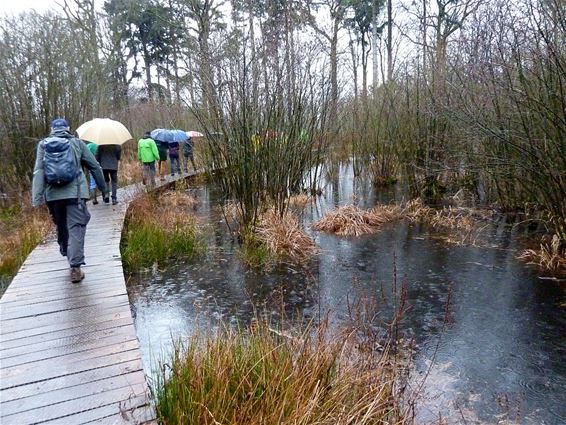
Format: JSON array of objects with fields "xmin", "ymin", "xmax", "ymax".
[
  {"xmin": 239, "ymin": 231, "xmax": 271, "ymax": 269},
  {"xmin": 121, "ymin": 220, "xmax": 205, "ymax": 270},
  {"xmin": 121, "ymin": 191, "xmax": 206, "ymax": 271}
]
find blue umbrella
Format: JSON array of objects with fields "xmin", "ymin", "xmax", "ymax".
[{"xmin": 151, "ymin": 128, "xmax": 188, "ymax": 144}]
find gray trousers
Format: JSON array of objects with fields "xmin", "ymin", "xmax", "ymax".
[
  {"xmin": 47, "ymin": 199, "xmax": 91, "ymax": 267},
  {"xmin": 143, "ymin": 161, "xmax": 156, "ymax": 188}
]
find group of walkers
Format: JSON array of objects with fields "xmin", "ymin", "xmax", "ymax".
[
  {"xmin": 137, "ymin": 132, "xmax": 196, "ymax": 187},
  {"xmin": 31, "ymin": 118, "xmax": 198, "ymax": 283}
]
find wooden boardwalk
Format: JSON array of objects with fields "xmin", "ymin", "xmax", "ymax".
[{"xmin": 0, "ymin": 174, "xmax": 189, "ymax": 424}]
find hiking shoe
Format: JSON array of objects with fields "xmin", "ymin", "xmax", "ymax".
[
  {"xmin": 112, "ymin": 199, "xmax": 118, "ymax": 205},
  {"xmin": 59, "ymin": 247, "xmax": 67, "ymax": 257},
  {"xmin": 70, "ymin": 267, "xmax": 85, "ymax": 283},
  {"xmin": 103, "ymin": 196, "xmax": 110, "ymax": 204}
]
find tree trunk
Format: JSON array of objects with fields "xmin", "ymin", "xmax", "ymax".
[
  {"xmin": 386, "ymin": 0, "xmax": 393, "ymax": 81},
  {"xmin": 329, "ymin": 21, "xmax": 339, "ymax": 129}
]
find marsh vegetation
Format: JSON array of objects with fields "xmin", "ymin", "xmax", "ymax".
[{"xmin": 1, "ymin": 0, "xmax": 565, "ymax": 422}]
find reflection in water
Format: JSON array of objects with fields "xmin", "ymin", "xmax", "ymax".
[{"xmin": 128, "ymin": 163, "xmax": 566, "ymax": 424}]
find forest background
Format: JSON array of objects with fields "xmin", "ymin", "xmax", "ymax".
[{"xmin": 0, "ymin": 0, "xmax": 564, "ymax": 240}]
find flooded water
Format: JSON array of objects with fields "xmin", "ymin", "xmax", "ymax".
[{"xmin": 127, "ymin": 163, "xmax": 566, "ymax": 424}]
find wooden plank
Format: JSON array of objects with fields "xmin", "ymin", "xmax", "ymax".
[
  {"xmin": 17, "ymin": 259, "xmax": 121, "ymax": 276},
  {"xmin": 1, "ymin": 384, "xmax": 149, "ymax": 425},
  {"xmin": 1, "ymin": 326, "xmax": 138, "ymax": 367},
  {"xmin": 0, "ymin": 316, "xmax": 134, "ymax": 351},
  {"xmin": 0, "ymin": 301, "xmax": 131, "ymax": 336},
  {"xmin": 1, "ymin": 371, "xmax": 148, "ymax": 417},
  {"xmin": 1, "ymin": 359, "xmax": 144, "ymax": 403},
  {"xmin": 1, "ymin": 287, "xmax": 128, "ymax": 313},
  {"xmin": 85, "ymin": 406, "xmax": 157, "ymax": 425},
  {"xmin": 6, "ymin": 266, "xmax": 124, "ymax": 289},
  {"xmin": 0, "ymin": 284, "xmax": 126, "ymax": 307},
  {"xmin": 1, "ymin": 290, "xmax": 128, "ymax": 316},
  {"xmin": 38, "ymin": 395, "xmax": 153, "ymax": 425},
  {"xmin": 1, "ymin": 340, "xmax": 141, "ymax": 389},
  {"xmin": 0, "ymin": 294, "xmax": 130, "ymax": 321}
]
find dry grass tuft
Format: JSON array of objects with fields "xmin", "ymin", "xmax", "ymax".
[
  {"xmin": 403, "ymin": 198, "xmax": 480, "ymax": 233},
  {"xmin": 255, "ymin": 210, "xmax": 318, "ymax": 264},
  {"xmin": 0, "ymin": 199, "xmax": 53, "ymax": 285},
  {"xmin": 312, "ymin": 204, "xmax": 402, "ymax": 236},
  {"xmin": 518, "ymin": 234, "xmax": 566, "ymax": 276},
  {"xmin": 288, "ymin": 193, "xmax": 312, "ymax": 208},
  {"xmin": 222, "ymin": 201, "xmax": 242, "ymax": 224},
  {"xmin": 155, "ymin": 320, "xmax": 411, "ymax": 425},
  {"xmin": 312, "ymin": 199, "xmax": 489, "ymax": 246},
  {"xmin": 119, "ymin": 153, "xmax": 143, "ymax": 187},
  {"xmin": 160, "ymin": 191, "xmax": 197, "ymax": 209}
]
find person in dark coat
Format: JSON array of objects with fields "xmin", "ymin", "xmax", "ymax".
[
  {"xmin": 157, "ymin": 140, "xmax": 169, "ymax": 180},
  {"xmin": 168, "ymin": 141, "xmax": 181, "ymax": 176},
  {"xmin": 96, "ymin": 144, "xmax": 121, "ymax": 205},
  {"xmin": 183, "ymin": 137, "xmax": 196, "ymax": 173}
]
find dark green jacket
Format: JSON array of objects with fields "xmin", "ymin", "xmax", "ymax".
[{"xmin": 32, "ymin": 129, "xmax": 107, "ymax": 206}]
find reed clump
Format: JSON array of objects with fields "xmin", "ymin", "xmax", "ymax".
[
  {"xmin": 254, "ymin": 210, "xmax": 318, "ymax": 265},
  {"xmin": 121, "ymin": 190, "xmax": 205, "ymax": 271},
  {"xmin": 312, "ymin": 204, "xmax": 402, "ymax": 236},
  {"xmin": 312, "ymin": 199, "xmax": 491, "ymax": 246},
  {"xmin": 403, "ymin": 199, "xmax": 476, "ymax": 233},
  {"xmin": 0, "ymin": 201, "xmax": 52, "ymax": 288},
  {"xmin": 155, "ymin": 321, "xmax": 410, "ymax": 425},
  {"xmin": 518, "ymin": 234, "xmax": 566, "ymax": 276},
  {"xmin": 287, "ymin": 193, "xmax": 312, "ymax": 209}
]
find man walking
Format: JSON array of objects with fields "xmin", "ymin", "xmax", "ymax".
[
  {"xmin": 96, "ymin": 144, "xmax": 121, "ymax": 205},
  {"xmin": 138, "ymin": 131, "xmax": 160, "ymax": 188},
  {"xmin": 183, "ymin": 136, "xmax": 196, "ymax": 173},
  {"xmin": 32, "ymin": 118, "xmax": 108, "ymax": 283}
]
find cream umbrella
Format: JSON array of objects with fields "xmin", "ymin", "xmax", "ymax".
[{"xmin": 76, "ymin": 118, "xmax": 133, "ymax": 145}]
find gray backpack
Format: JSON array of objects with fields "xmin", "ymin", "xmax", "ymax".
[{"xmin": 43, "ymin": 137, "xmax": 80, "ymax": 186}]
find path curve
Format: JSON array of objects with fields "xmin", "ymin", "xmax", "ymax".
[{"xmin": 0, "ymin": 173, "xmax": 192, "ymax": 424}]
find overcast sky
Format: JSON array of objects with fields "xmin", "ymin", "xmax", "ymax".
[
  {"xmin": 0, "ymin": 0, "xmax": 56, "ymax": 15},
  {"xmin": 0, "ymin": 0, "xmax": 105, "ymax": 15}
]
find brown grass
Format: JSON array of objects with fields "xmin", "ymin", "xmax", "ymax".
[
  {"xmin": 255, "ymin": 210, "xmax": 318, "ymax": 264},
  {"xmin": 312, "ymin": 204, "xmax": 402, "ymax": 236},
  {"xmin": 312, "ymin": 199, "xmax": 491, "ymax": 246},
  {"xmin": 518, "ymin": 234, "xmax": 566, "ymax": 276},
  {"xmin": 403, "ymin": 199, "xmax": 476, "ymax": 233},
  {"xmin": 155, "ymin": 319, "xmax": 412, "ymax": 425},
  {"xmin": 127, "ymin": 190, "xmax": 198, "ymax": 233},
  {"xmin": 118, "ymin": 153, "xmax": 143, "ymax": 187},
  {"xmin": 0, "ymin": 198, "xmax": 53, "ymax": 284},
  {"xmin": 160, "ymin": 190, "xmax": 198, "ymax": 209},
  {"xmin": 288, "ymin": 193, "xmax": 312, "ymax": 209}
]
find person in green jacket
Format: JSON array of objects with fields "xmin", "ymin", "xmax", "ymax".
[
  {"xmin": 32, "ymin": 118, "xmax": 109, "ymax": 283},
  {"xmin": 86, "ymin": 142, "xmax": 99, "ymax": 204},
  {"xmin": 138, "ymin": 131, "xmax": 160, "ymax": 188}
]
